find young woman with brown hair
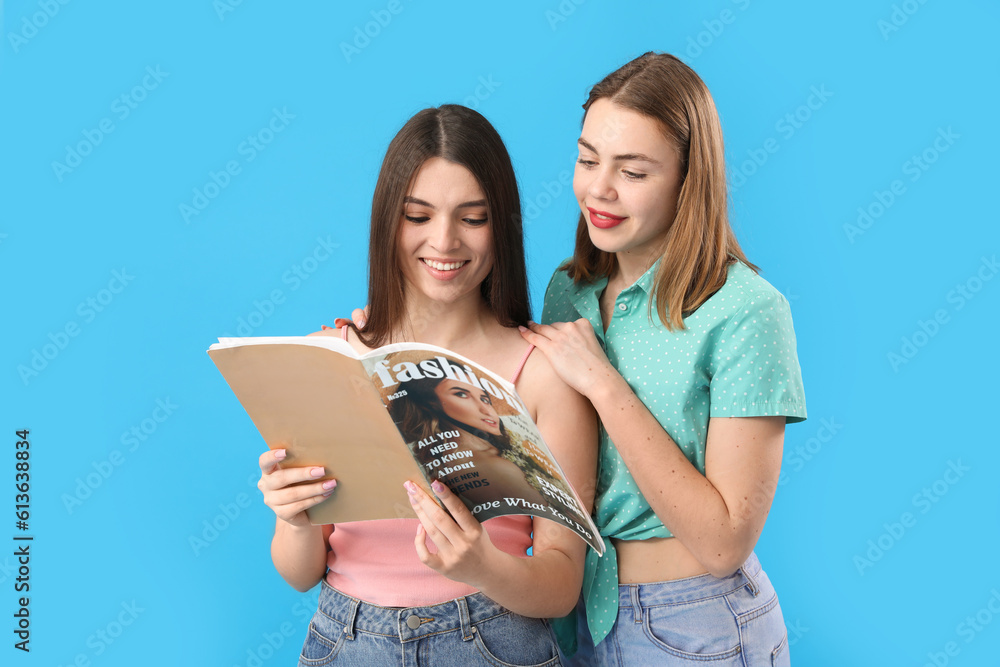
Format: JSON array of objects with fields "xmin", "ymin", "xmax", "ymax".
[
  {"xmin": 520, "ymin": 53, "xmax": 807, "ymax": 665},
  {"xmin": 256, "ymin": 104, "xmax": 596, "ymax": 666}
]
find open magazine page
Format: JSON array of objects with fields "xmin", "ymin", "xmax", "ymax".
[
  {"xmin": 358, "ymin": 343, "xmax": 604, "ymax": 554},
  {"xmin": 208, "ymin": 337, "xmax": 429, "ymax": 525}
]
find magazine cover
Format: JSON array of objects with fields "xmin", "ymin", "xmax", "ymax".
[
  {"xmin": 208, "ymin": 336, "xmax": 604, "ymax": 554},
  {"xmin": 362, "ymin": 345, "xmax": 599, "ymax": 549}
]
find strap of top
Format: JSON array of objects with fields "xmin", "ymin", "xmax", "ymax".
[{"xmin": 509, "ymin": 344, "xmax": 535, "ymax": 385}]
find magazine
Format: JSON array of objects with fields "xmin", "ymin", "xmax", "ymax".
[{"xmin": 208, "ymin": 335, "xmax": 603, "ymax": 554}]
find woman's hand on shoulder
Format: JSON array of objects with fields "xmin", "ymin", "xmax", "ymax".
[
  {"xmin": 257, "ymin": 448, "xmax": 337, "ymax": 528},
  {"xmin": 519, "ymin": 319, "xmax": 616, "ymax": 400}
]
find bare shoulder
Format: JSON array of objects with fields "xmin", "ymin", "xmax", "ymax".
[
  {"xmin": 514, "ymin": 338, "xmax": 587, "ymax": 419},
  {"xmin": 307, "ymin": 327, "xmax": 338, "ymax": 337}
]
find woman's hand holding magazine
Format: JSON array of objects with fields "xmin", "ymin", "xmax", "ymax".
[
  {"xmin": 258, "ymin": 448, "xmax": 337, "ymax": 528},
  {"xmin": 404, "ymin": 478, "xmax": 496, "ymax": 587}
]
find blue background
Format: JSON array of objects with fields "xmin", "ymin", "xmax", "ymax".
[{"xmin": 3, "ymin": 1, "xmax": 998, "ymax": 665}]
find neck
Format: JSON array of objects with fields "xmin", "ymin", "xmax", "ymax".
[
  {"xmin": 612, "ymin": 248, "xmax": 659, "ymax": 291},
  {"xmin": 398, "ymin": 288, "xmax": 495, "ymax": 351}
]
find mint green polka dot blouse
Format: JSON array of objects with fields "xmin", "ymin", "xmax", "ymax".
[{"xmin": 541, "ymin": 258, "xmax": 807, "ymax": 649}]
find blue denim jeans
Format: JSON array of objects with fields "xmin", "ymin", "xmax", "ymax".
[
  {"xmin": 298, "ymin": 580, "xmax": 562, "ymax": 666},
  {"xmin": 592, "ymin": 553, "xmax": 789, "ymax": 666}
]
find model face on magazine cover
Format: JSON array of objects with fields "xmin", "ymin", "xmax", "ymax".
[
  {"xmin": 397, "ymin": 157, "xmax": 494, "ymax": 306},
  {"xmin": 574, "ymin": 98, "xmax": 684, "ymax": 259},
  {"xmin": 434, "ymin": 379, "xmax": 503, "ymax": 436}
]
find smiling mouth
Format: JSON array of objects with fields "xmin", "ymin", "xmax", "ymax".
[
  {"xmin": 421, "ymin": 259, "xmax": 469, "ymax": 271},
  {"xmin": 587, "ymin": 207, "xmax": 626, "ymax": 229},
  {"xmin": 482, "ymin": 418, "xmax": 497, "ymax": 427}
]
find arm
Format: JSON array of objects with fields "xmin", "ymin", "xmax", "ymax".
[
  {"xmin": 590, "ymin": 372, "xmax": 784, "ymax": 577},
  {"xmin": 406, "ymin": 360, "xmax": 597, "ymax": 617},
  {"xmin": 258, "ymin": 448, "xmax": 336, "ymax": 591},
  {"xmin": 521, "ymin": 319, "xmax": 784, "ymax": 578}
]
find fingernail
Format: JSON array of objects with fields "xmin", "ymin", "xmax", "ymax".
[
  {"xmin": 310, "ymin": 467, "xmax": 325, "ymax": 478},
  {"xmin": 322, "ymin": 489, "xmax": 334, "ymax": 497},
  {"xmin": 323, "ymin": 479, "xmax": 337, "ymax": 490},
  {"xmin": 431, "ymin": 480, "xmax": 446, "ymax": 494},
  {"xmin": 274, "ymin": 449, "xmax": 287, "ymax": 460},
  {"xmin": 321, "ymin": 324, "xmax": 332, "ymax": 330},
  {"xmin": 517, "ymin": 325, "xmax": 527, "ymax": 332},
  {"xmin": 404, "ymin": 481, "xmax": 417, "ymax": 495},
  {"xmin": 358, "ymin": 317, "xmax": 367, "ymax": 329},
  {"xmin": 527, "ymin": 320, "xmax": 537, "ymax": 326}
]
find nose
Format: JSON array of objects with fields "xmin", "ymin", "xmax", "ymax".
[
  {"xmin": 586, "ymin": 166, "xmax": 617, "ymax": 201},
  {"xmin": 428, "ymin": 217, "xmax": 461, "ymax": 252}
]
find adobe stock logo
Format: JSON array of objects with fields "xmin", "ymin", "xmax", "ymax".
[
  {"xmin": 843, "ymin": 127, "xmax": 959, "ymax": 244},
  {"xmin": 179, "ymin": 107, "xmax": 295, "ymax": 224},
  {"xmin": 730, "ymin": 85, "xmax": 833, "ymax": 191},
  {"xmin": 55, "ymin": 600, "xmax": 145, "ymax": 666},
  {"xmin": 682, "ymin": 0, "xmax": 751, "ymax": 60},
  {"xmin": 887, "ymin": 255, "xmax": 997, "ymax": 372},
  {"xmin": 853, "ymin": 459, "xmax": 969, "ymax": 575},
  {"xmin": 339, "ymin": 0, "xmax": 407, "ymax": 63},
  {"xmin": 545, "ymin": 0, "xmax": 588, "ymax": 31},
  {"xmin": 51, "ymin": 66, "xmax": 169, "ymax": 182},
  {"xmin": 7, "ymin": 0, "xmax": 73, "ymax": 54},
  {"xmin": 62, "ymin": 398, "xmax": 179, "ymax": 514},
  {"xmin": 877, "ymin": 0, "xmax": 931, "ymax": 40},
  {"xmin": 17, "ymin": 268, "xmax": 135, "ymax": 385}
]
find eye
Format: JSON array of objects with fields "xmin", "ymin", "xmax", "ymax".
[
  {"xmin": 463, "ymin": 217, "xmax": 488, "ymax": 226},
  {"xmin": 480, "ymin": 394, "xmax": 492, "ymax": 405},
  {"xmin": 404, "ymin": 215, "xmax": 430, "ymax": 223},
  {"xmin": 576, "ymin": 158, "xmax": 597, "ymax": 168},
  {"xmin": 622, "ymin": 170, "xmax": 646, "ymax": 181},
  {"xmin": 452, "ymin": 390, "xmax": 469, "ymax": 399}
]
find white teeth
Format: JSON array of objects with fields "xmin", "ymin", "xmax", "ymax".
[{"xmin": 424, "ymin": 259, "xmax": 466, "ymax": 271}]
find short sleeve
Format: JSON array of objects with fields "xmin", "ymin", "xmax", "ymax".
[
  {"xmin": 708, "ymin": 289, "xmax": 807, "ymax": 423},
  {"xmin": 540, "ymin": 263, "xmax": 573, "ymax": 326}
]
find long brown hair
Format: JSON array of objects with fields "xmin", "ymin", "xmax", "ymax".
[
  {"xmin": 357, "ymin": 105, "xmax": 529, "ymax": 347},
  {"xmin": 563, "ymin": 52, "xmax": 756, "ymax": 330}
]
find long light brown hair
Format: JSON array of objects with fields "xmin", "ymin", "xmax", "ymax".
[
  {"xmin": 563, "ymin": 52, "xmax": 756, "ymax": 330},
  {"xmin": 357, "ymin": 105, "xmax": 529, "ymax": 347}
]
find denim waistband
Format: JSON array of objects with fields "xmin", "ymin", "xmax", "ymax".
[
  {"xmin": 618, "ymin": 552, "xmax": 764, "ymax": 607},
  {"xmin": 316, "ymin": 580, "xmax": 510, "ymax": 643}
]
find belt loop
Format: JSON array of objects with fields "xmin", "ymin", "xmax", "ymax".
[
  {"xmin": 343, "ymin": 597, "xmax": 359, "ymax": 640},
  {"xmin": 630, "ymin": 585, "xmax": 642, "ymax": 624},
  {"xmin": 456, "ymin": 596, "xmax": 475, "ymax": 641},
  {"xmin": 741, "ymin": 564, "xmax": 760, "ymax": 597}
]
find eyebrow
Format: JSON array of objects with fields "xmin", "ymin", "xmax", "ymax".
[
  {"xmin": 446, "ymin": 384, "xmax": 490, "ymax": 399},
  {"xmin": 404, "ymin": 196, "xmax": 488, "ymax": 209},
  {"xmin": 578, "ymin": 138, "xmax": 662, "ymax": 166}
]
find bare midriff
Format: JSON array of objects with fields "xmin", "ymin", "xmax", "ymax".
[{"xmin": 613, "ymin": 536, "xmax": 709, "ymax": 583}]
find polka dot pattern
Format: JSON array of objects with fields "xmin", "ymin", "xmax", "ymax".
[{"xmin": 541, "ymin": 259, "xmax": 807, "ymax": 647}]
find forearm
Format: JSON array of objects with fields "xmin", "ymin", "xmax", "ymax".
[
  {"xmin": 271, "ymin": 519, "xmax": 329, "ymax": 592},
  {"xmin": 588, "ymin": 373, "xmax": 765, "ymax": 576},
  {"xmin": 471, "ymin": 531, "xmax": 583, "ymax": 617}
]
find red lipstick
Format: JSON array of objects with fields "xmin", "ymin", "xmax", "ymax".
[{"xmin": 587, "ymin": 207, "xmax": 626, "ymax": 229}]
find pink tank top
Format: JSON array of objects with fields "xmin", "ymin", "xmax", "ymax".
[{"xmin": 325, "ymin": 326, "xmax": 536, "ymax": 606}]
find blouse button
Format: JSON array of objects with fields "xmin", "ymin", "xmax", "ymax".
[{"xmin": 617, "ymin": 303, "xmax": 628, "ymax": 312}]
